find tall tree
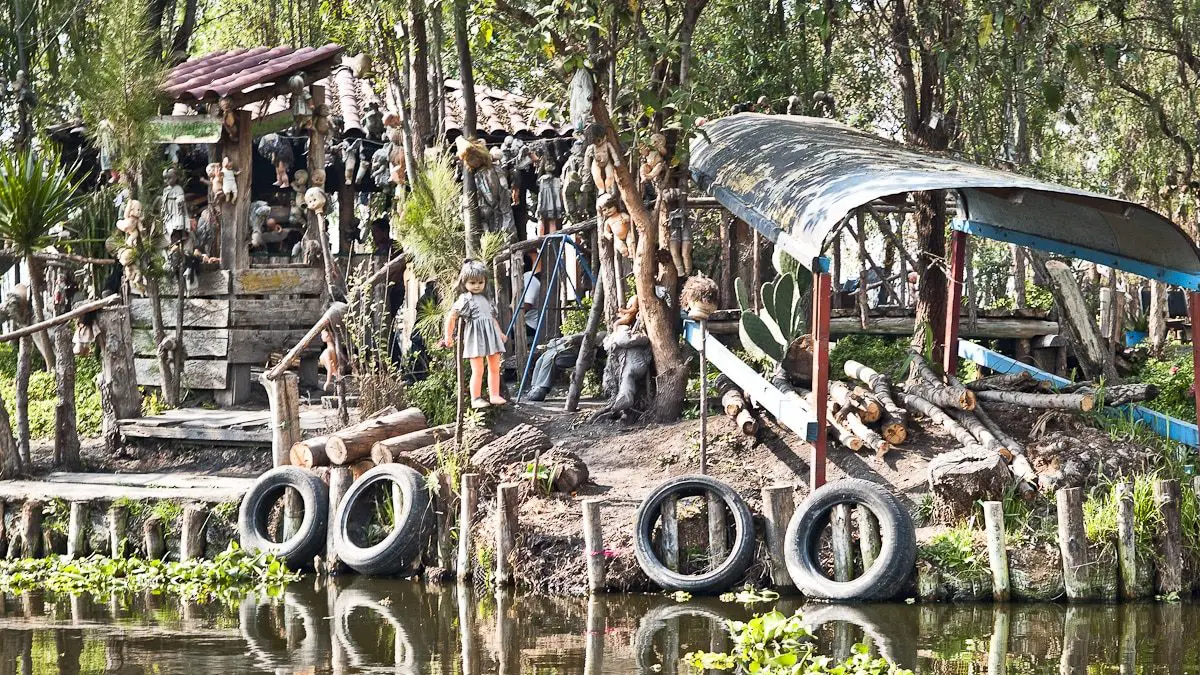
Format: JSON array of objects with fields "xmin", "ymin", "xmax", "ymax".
[{"xmin": 409, "ymin": 0, "xmax": 432, "ymax": 151}]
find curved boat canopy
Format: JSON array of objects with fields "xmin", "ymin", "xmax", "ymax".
[{"xmin": 690, "ymin": 114, "xmax": 1200, "ymax": 289}]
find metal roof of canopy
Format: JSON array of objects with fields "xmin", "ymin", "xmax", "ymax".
[{"xmin": 690, "ymin": 114, "xmax": 1200, "ymax": 289}]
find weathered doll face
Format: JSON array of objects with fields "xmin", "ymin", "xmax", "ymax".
[
  {"xmin": 304, "ymin": 187, "xmax": 327, "ymax": 212},
  {"xmin": 464, "ymin": 278, "xmax": 486, "ymax": 294}
]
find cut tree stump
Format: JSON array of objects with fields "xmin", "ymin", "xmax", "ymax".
[
  {"xmin": 371, "ymin": 424, "xmax": 455, "ymax": 464},
  {"xmin": 325, "ymin": 407, "xmax": 427, "ymax": 464},
  {"xmin": 290, "ymin": 437, "xmax": 329, "ymax": 469}
]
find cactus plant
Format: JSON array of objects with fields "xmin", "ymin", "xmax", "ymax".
[{"xmin": 736, "ymin": 272, "xmax": 809, "ymax": 365}]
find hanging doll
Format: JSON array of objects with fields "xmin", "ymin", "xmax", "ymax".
[
  {"xmin": 204, "ymin": 162, "xmax": 223, "ymax": 205},
  {"xmin": 161, "ymin": 167, "xmax": 188, "ymax": 235},
  {"xmin": 220, "ymin": 157, "xmax": 239, "ymax": 201},
  {"xmin": 536, "ymin": 159, "xmax": 565, "ymax": 236},
  {"xmin": 586, "ymin": 123, "xmax": 618, "ymax": 196},
  {"xmin": 292, "ymin": 169, "xmax": 310, "ymax": 212},
  {"xmin": 639, "ymin": 132, "xmax": 668, "ymax": 189},
  {"xmin": 97, "ymin": 120, "xmax": 116, "ymax": 175},
  {"xmin": 258, "ymin": 133, "xmax": 294, "ymax": 188},
  {"xmin": 318, "ymin": 329, "xmax": 342, "ymax": 392},
  {"xmin": 116, "ymin": 200, "xmax": 147, "ymax": 294},
  {"xmin": 289, "ymin": 72, "xmax": 313, "ymax": 129},
  {"xmin": 442, "ymin": 260, "xmax": 508, "ymax": 409},
  {"xmin": 218, "ymin": 96, "xmax": 239, "ymax": 142},
  {"xmin": 598, "ymin": 193, "xmax": 635, "ymax": 258},
  {"xmin": 561, "ymin": 138, "xmax": 594, "ymax": 223}
]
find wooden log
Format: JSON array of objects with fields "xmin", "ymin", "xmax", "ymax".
[
  {"xmin": 370, "ymin": 424, "xmax": 455, "ymax": 464},
  {"xmin": 263, "ymin": 302, "xmax": 347, "ymax": 381},
  {"xmin": 19, "ymin": 500, "xmax": 42, "ymax": 559},
  {"xmin": 1056, "ymin": 487, "xmax": 1090, "ymax": 600},
  {"xmin": 66, "ymin": 501, "xmax": 87, "ymax": 560},
  {"xmin": 982, "ymin": 501, "xmax": 1010, "ymax": 602},
  {"xmin": 843, "ymin": 410, "xmax": 890, "ymax": 457},
  {"xmin": 436, "ymin": 472, "xmax": 456, "ymax": 573},
  {"xmin": 844, "ymin": 360, "xmax": 907, "ymax": 444},
  {"xmin": 762, "ymin": 486, "xmax": 795, "ymax": 588},
  {"xmin": 856, "ymin": 505, "xmax": 881, "ymax": 571},
  {"xmin": 1115, "ymin": 482, "xmax": 1138, "ymax": 600},
  {"xmin": 582, "ymin": 498, "xmax": 606, "ymax": 593},
  {"xmin": 660, "ymin": 495, "xmax": 679, "ymax": 572},
  {"xmin": 143, "ymin": 516, "xmax": 165, "ymax": 560},
  {"xmin": 96, "ymin": 308, "xmax": 139, "ymax": 454},
  {"xmin": 974, "ymin": 389, "xmax": 1095, "ymax": 412},
  {"xmin": 707, "ymin": 492, "xmax": 728, "ymax": 566},
  {"xmin": 947, "ymin": 408, "xmax": 1011, "ymax": 460},
  {"xmin": 261, "ymin": 372, "xmax": 301, "ymax": 468},
  {"xmin": 107, "ymin": 505, "xmax": 126, "ymax": 559},
  {"xmin": 1155, "ymin": 479, "xmax": 1183, "ymax": 596},
  {"xmin": 1041, "ymin": 258, "xmax": 1119, "ymax": 382},
  {"xmin": 904, "ymin": 379, "xmax": 976, "ymax": 411},
  {"xmin": 831, "ymin": 504, "xmax": 854, "ymax": 582},
  {"xmin": 457, "ymin": 473, "xmax": 480, "ymax": 580},
  {"xmin": 734, "ymin": 409, "xmax": 758, "ymax": 437},
  {"xmin": 973, "ymin": 404, "xmax": 1025, "ymax": 456},
  {"xmin": 721, "ymin": 388, "xmax": 745, "ymax": 418},
  {"xmin": 495, "ymin": 483, "xmax": 519, "ymax": 586},
  {"xmin": 290, "ymin": 437, "xmax": 329, "ymax": 469},
  {"xmin": 850, "ymin": 386, "xmax": 883, "ymax": 423},
  {"xmin": 181, "ymin": 504, "xmax": 207, "ymax": 561},
  {"xmin": 1087, "ymin": 383, "xmax": 1158, "ymax": 407},
  {"xmin": 325, "ymin": 467, "xmax": 352, "ymax": 574},
  {"xmin": 898, "ymin": 392, "xmax": 981, "ymax": 451},
  {"xmin": 966, "ymin": 371, "xmax": 1033, "ymax": 392},
  {"xmin": 0, "ymin": 295, "xmax": 120, "ymax": 343},
  {"xmin": 469, "ymin": 424, "xmax": 551, "ymax": 473},
  {"xmin": 325, "ymin": 407, "xmax": 427, "ymax": 465},
  {"xmin": 828, "ymin": 418, "xmax": 864, "ymax": 452},
  {"xmin": 348, "ymin": 459, "xmax": 375, "ymax": 480}
]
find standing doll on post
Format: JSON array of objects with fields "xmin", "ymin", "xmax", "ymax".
[{"xmin": 444, "ymin": 260, "xmax": 508, "ymax": 409}]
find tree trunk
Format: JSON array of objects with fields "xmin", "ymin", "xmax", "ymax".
[
  {"xmin": 430, "ymin": 1, "xmax": 447, "ymax": 138},
  {"xmin": 591, "ymin": 93, "xmax": 687, "ymax": 423},
  {"xmin": 169, "ymin": 0, "xmax": 199, "ymax": 62},
  {"xmin": 0, "ymin": 386, "xmax": 22, "ymax": 478},
  {"xmin": 54, "ymin": 320, "xmax": 80, "ymax": 470},
  {"xmin": 452, "ymin": 0, "xmax": 481, "ymax": 255},
  {"xmin": 97, "ymin": 308, "xmax": 140, "ymax": 453},
  {"xmin": 973, "ymin": 389, "xmax": 1095, "ymax": 412},
  {"xmin": 1012, "ymin": 245, "xmax": 1027, "ymax": 309},
  {"xmin": 1033, "ymin": 254, "xmax": 1119, "ymax": 382},
  {"xmin": 145, "ymin": 276, "xmax": 179, "ymax": 406},
  {"xmin": 15, "ymin": 337, "xmax": 30, "ymax": 465},
  {"xmin": 27, "ymin": 259, "xmax": 55, "ymax": 370},
  {"xmin": 409, "ymin": 0, "xmax": 431, "ymax": 151},
  {"xmin": 910, "ymin": 191, "xmax": 949, "ymax": 362},
  {"xmin": 371, "ymin": 424, "xmax": 455, "ymax": 464},
  {"xmin": 1149, "ymin": 280, "xmax": 1168, "ymax": 354}
]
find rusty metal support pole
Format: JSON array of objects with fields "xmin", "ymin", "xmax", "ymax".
[
  {"xmin": 699, "ymin": 318, "xmax": 708, "ymax": 475},
  {"xmin": 811, "ymin": 270, "xmax": 832, "ymax": 489},
  {"xmin": 944, "ymin": 230, "xmax": 968, "ymax": 377},
  {"xmin": 1191, "ymin": 292, "xmax": 1200, "ymax": 425}
]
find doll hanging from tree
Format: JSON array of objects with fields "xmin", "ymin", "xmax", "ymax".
[{"xmin": 442, "ymin": 260, "xmax": 508, "ymax": 409}]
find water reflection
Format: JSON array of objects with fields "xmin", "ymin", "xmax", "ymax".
[{"xmin": 3, "ymin": 582, "xmax": 1200, "ymax": 673}]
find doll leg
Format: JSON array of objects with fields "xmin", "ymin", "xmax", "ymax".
[
  {"xmin": 486, "ymin": 353, "xmax": 507, "ymax": 405},
  {"xmin": 469, "ymin": 356, "xmax": 488, "ymax": 406}
]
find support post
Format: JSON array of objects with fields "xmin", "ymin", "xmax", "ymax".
[
  {"xmin": 143, "ymin": 516, "xmax": 165, "ymax": 560},
  {"xmin": 495, "ymin": 482, "xmax": 518, "ymax": 586},
  {"xmin": 66, "ymin": 501, "xmax": 87, "ymax": 560},
  {"xmin": 457, "ymin": 473, "xmax": 480, "ymax": 580},
  {"xmin": 436, "ymin": 471, "xmax": 456, "ymax": 573},
  {"xmin": 326, "ymin": 467, "xmax": 352, "ymax": 574},
  {"xmin": 1116, "ymin": 482, "xmax": 1138, "ymax": 600},
  {"xmin": 658, "ymin": 495, "xmax": 680, "ymax": 572},
  {"xmin": 1056, "ymin": 487, "xmax": 1089, "ymax": 600},
  {"xmin": 810, "ymin": 270, "xmax": 832, "ymax": 488},
  {"xmin": 707, "ymin": 492, "xmax": 728, "ymax": 566},
  {"xmin": 831, "ymin": 504, "xmax": 854, "ymax": 582},
  {"xmin": 699, "ymin": 318, "xmax": 709, "ymax": 474},
  {"xmin": 944, "ymin": 229, "xmax": 967, "ymax": 376},
  {"xmin": 761, "ymin": 486, "xmax": 795, "ymax": 588},
  {"xmin": 982, "ymin": 500, "xmax": 1010, "ymax": 602},
  {"xmin": 856, "ymin": 505, "xmax": 881, "ymax": 571},
  {"xmin": 262, "ymin": 372, "xmax": 301, "ymax": 468},
  {"xmin": 19, "ymin": 500, "xmax": 42, "ymax": 558},
  {"xmin": 1154, "ymin": 479, "xmax": 1183, "ymax": 596},
  {"xmin": 1191, "ymin": 292, "xmax": 1200, "ymax": 425},
  {"xmin": 107, "ymin": 504, "xmax": 126, "ymax": 559},
  {"xmin": 181, "ymin": 503, "xmax": 207, "ymax": 561},
  {"xmin": 582, "ymin": 498, "xmax": 606, "ymax": 593}
]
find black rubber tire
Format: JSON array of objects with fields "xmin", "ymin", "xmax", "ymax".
[
  {"xmin": 633, "ymin": 474, "xmax": 755, "ymax": 593},
  {"xmin": 784, "ymin": 478, "xmax": 915, "ymax": 601},
  {"xmin": 332, "ymin": 464, "xmax": 431, "ymax": 576},
  {"xmin": 238, "ymin": 466, "xmax": 329, "ymax": 567}
]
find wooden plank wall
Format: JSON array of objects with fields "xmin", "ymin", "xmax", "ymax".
[{"xmin": 130, "ymin": 266, "xmax": 327, "ymax": 393}]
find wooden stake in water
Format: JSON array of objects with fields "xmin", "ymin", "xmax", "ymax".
[
  {"xmin": 1115, "ymin": 482, "xmax": 1138, "ymax": 600},
  {"xmin": 582, "ymin": 498, "xmax": 606, "ymax": 593},
  {"xmin": 457, "ymin": 473, "xmax": 480, "ymax": 580},
  {"xmin": 982, "ymin": 500, "xmax": 1010, "ymax": 602},
  {"xmin": 699, "ymin": 318, "xmax": 708, "ymax": 475}
]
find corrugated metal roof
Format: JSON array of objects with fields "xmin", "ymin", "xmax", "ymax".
[
  {"xmin": 162, "ymin": 44, "xmax": 344, "ymax": 104},
  {"xmin": 690, "ymin": 114, "xmax": 1200, "ymax": 275},
  {"xmin": 443, "ymin": 79, "xmax": 565, "ymax": 138}
]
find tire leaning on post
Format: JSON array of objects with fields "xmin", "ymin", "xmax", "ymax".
[
  {"xmin": 331, "ymin": 464, "xmax": 431, "ymax": 576},
  {"xmin": 238, "ymin": 466, "xmax": 330, "ymax": 568},
  {"xmin": 783, "ymin": 478, "xmax": 916, "ymax": 601},
  {"xmin": 632, "ymin": 475, "xmax": 755, "ymax": 594}
]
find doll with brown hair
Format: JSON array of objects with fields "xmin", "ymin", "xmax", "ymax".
[{"xmin": 443, "ymin": 260, "xmax": 508, "ymax": 409}]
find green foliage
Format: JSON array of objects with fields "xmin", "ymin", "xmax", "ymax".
[
  {"xmin": 42, "ymin": 499, "xmax": 69, "ymax": 535},
  {"xmin": 0, "ymin": 150, "xmax": 83, "ymax": 256},
  {"xmin": 150, "ymin": 500, "xmax": 184, "ymax": 525},
  {"xmin": 0, "ymin": 344, "xmax": 102, "ymax": 439},
  {"xmin": 142, "ymin": 388, "xmax": 170, "ymax": 416},
  {"xmin": 829, "ymin": 335, "xmax": 911, "ymax": 380},
  {"xmin": 1130, "ymin": 346, "xmax": 1195, "ymax": 422},
  {"xmin": 686, "ymin": 609, "xmax": 913, "ymax": 674},
  {"xmin": 736, "ymin": 273, "xmax": 808, "ymax": 363},
  {"xmin": 211, "ymin": 500, "xmax": 239, "ymax": 525},
  {"xmin": 1084, "ymin": 476, "xmax": 1161, "ymax": 560},
  {"xmin": 561, "ymin": 296, "xmax": 593, "ymax": 336},
  {"xmin": 404, "ymin": 354, "xmax": 459, "ymax": 426},
  {"xmin": 0, "ymin": 543, "xmax": 298, "ymax": 602},
  {"xmin": 919, "ymin": 525, "xmax": 988, "ymax": 581}
]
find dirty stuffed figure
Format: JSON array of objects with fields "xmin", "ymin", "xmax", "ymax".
[{"xmin": 443, "ymin": 260, "xmax": 509, "ymax": 409}]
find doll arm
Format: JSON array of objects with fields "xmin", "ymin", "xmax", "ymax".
[
  {"xmin": 442, "ymin": 309, "xmax": 459, "ymax": 348},
  {"xmin": 493, "ymin": 317, "xmax": 508, "ymax": 344}
]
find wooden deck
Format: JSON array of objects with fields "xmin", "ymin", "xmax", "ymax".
[
  {"xmin": 119, "ymin": 407, "xmax": 339, "ymax": 446},
  {"xmin": 0, "ymin": 472, "xmax": 256, "ymax": 502}
]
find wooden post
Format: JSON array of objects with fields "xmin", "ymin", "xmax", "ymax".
[
  {"xmin": 262, "ymin": 372, "xmax": 301, "ymax": 468},
  {"xmin": 660, "ymin": 495, "xmax": 679, "ymax": 572},
  {"xmin": 436, "ymin": 472, "xmax": 456, "ymax": 573},
  {"xmin": 509, "ymin": 251, "xmax": 528, "ymax": 378},
  {"xmin": 1059, "ymin": 606, "xmax": 1089, "ymax": 673},
  {"xmin": 495, "ymin": 483, "xmax": 519, "ymax": 586},
  {"xmin": 582, "ymin": 498, "xmax": 606, "ymax": 593},
  {"xmin": 326, "ymin": 467, "xmax": 352, "ymax": 574},
  {"xmin": 761, "ymin": 486, "xmax": 795, "ymax": 588},
  {"xmin": 107, "ymin": 504, "xmax": 126, "ymax": 559},
  {"xmin": 457, "ymin": 473, "xmax": 480, "ymax": 580},
  {"xmin": 856, "ymin": 210, "xmax": 869, "ymax": 329},
  {"xmin": 982, "ymin": 500, "xmax": 1010, "ymax": 601},
  {"xmin": 943, "ymin": 229, "xmax": 967, "ymax": 376},
  {"xmin": 219, "ymin": 109, "xmax": 253, "ymax": 272},
  {"xmin": 584, "ymin": 595, "xmax": 605, "ymax": 675},
  {"xmin": 811, "ymin": 270, "xmax": 832, "ymax": 488},
  {"xmin": 856, "ymin": 505, "xmax": 881, "ymax": 571},
  {"xmin": 565, "ymin": 275, "xmax": 605, "ymax": 412},
  {"xmin": 699, "ymin": 318, "xmax": 709, "ymax": 474},
  {"xmin": 143, "ymin": 516, "xmax": 165, "ymax": 560},
  {"xmin": 1191, "ymin": 292, "xmax": 1200, "ymax": 425},
  {"xmin": 20, "ymin": 500, "xmax": 42, "ymax": 558},
  {"xmin": 181, "ymin": 503, "xmax": 207, "ymax": 561},
  {"xmin": 831, "ymin": 504, "xmax": 854, "ymax": 582},
  {"xmin": 1115, "ymin": 482, "xmax": 1138, "ymax": 600},
  {"xmin": 987, "ymin": 606, "xmax": 1010, "ymax": 675},
  {"xmin": 1154, "ymin": 479, "xmax": 1183, "ymax": 596},
  {"xmin": 66, "ymin": 501, "xmax": 87, "ymax": 560},
  {"xmin": 96, "ymin": 308, "xmax": 139, "ymax": 453},
  {"xmin": 495, "ymin": 587, "xmax": 518, "ymax": 674},
  {"xmin": 1056, "ymin": 487, "xmax": 1090, "ymax": 600},
  {"xmin": 707, "ymin": 492, "xmax": 728, "ymax": 567}
]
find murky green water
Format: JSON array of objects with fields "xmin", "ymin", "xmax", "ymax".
[{"xmin": 2, "ymin": 580, "xmax": 1199, "ymax": 673}]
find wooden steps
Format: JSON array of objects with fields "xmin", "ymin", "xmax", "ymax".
[{"xmin": 119, "ymin": 407, "xmax": 336, "ymax": 446}]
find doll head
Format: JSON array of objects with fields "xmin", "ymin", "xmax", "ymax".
[
  {"xmin": 206, "ymin": 162, "xmax": 221, "ymax": 181},
  {"xmin": 163, "ymin": 167, "xmax": 178, "ymax": 186},
  {"xmin": 457, "ymin": 259, "xmax": 488, "ymax": 295},
  {"xmin": 304, "ymin": 187, "xmax": 327, "ymax": 214},
  {"xmin": 222, "ymin": 156, "xmax": 234, "ymax": 170}
]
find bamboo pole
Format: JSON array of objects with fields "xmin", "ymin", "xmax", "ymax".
[
  {"xmin": 457, "ymin": 473, "xmax": 480, "ymax": 580},
  {"xmin": 762, "ymin": 486, "xmax": 795, "ymax": 588},
  {"xmin": 982, "ymin": 501, "xmax": 1010, "ymax": 601},
  {"xmin": 0, "ymin": 294, "xmax": 120, "ymax": 343},
  {"xmin": 1056, "ymin": 487, "xmax": 1090, "ymax": 600},
  {"xmin": 582, "ymin": 498, "xmax": 606, "ymax": 593}
]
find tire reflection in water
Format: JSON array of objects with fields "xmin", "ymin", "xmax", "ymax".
[
  {"xmin": 240, "ymin": 585, "xmax": 329, "ymax": 671},
  {"xmin": 331, "ymin": 581, "xmax": 422, "ymax": 673}
]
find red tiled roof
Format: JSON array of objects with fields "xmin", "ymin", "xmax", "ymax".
[
  {"xmin": 325, "ymin": 65, "xmax": 381, "ymax": 137},
  {"xmin": 443, "ymin": 79, "xmax": 567, "ymax": 138},
  {"xmin": 162, "ymin": 44, "xmax": 344, "ymax": 104}
]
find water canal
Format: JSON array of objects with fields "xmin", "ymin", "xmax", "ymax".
[{"xmin": 1, "ymin": 580, "xmax": 1198, "ymax": 673}]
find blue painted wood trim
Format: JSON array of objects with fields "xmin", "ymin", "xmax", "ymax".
[
  {"xmin": 954, "ymin": 219, "xmax": 1200, "ymax": 291},
  {"xmin": 957, "ymin": 339, "xmax": 1199, "ymax": 447},
  {"xmin": 683, "ymin": 320, "xmax": 819, "ymax": 441}
]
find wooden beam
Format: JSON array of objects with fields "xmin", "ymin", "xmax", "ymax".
[
  {"xmin": 135, "ymin": 358, "xmax": 228, "ymax": 389},
  {"xmin": 263, "ymin": 302, "xmax": 346, "ymax": 381},
  {"xmin": 944, "ymin": 230, "xmax": 967, "ymax": 376},
  {"xmin": 0, "ymin": 295, "xmax": 120, "ymax": 343},
  {"xmin": 220, "ymin": 109, "xmax": 253, "ymax": 271},
  {"xmin": 130, "ymin": 298, "xmax": 229, "ymax": 328}
]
